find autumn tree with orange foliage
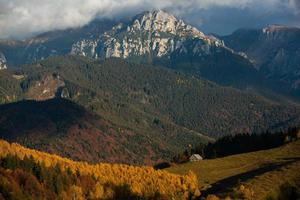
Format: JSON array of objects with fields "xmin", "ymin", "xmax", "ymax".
[{"xmin": 0, "ymin": 139, "xmax": 200, "ymax": 199}]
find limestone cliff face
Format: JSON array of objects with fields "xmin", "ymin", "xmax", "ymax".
[
  {"xmin": 71, "ymin": 10, "xmax": 226, "ymax": 60},
  {"xmin": 0, "ymin": 53, "xmax": 7, "ymax": 70}
]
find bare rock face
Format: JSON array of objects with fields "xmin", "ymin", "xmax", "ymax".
[
  {"xmin": 0, "ymin": 53, "xmax": 7, "ymax": 70},
  {"xmin": 26, "ymin": 74, "xmax": 65, "ymax": 101},
  {"xmin": 71, "ymin": 39, "xmax": 99, "ymax": 58},
  {"xmin": 71, "ymin": 10, "xmax": 225, "ymax": 60}
]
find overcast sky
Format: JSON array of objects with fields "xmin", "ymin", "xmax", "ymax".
[{"xmin": 0, "ymin": 0, "xmax": 299, "ymax": 39}]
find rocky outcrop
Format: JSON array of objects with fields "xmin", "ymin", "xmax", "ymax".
[
  {"xmin": 0, "ymin": 53, "xmax": 7, "ymax": 70},
  {"xmin": 25, "ymin": 74, "xmax": 65, "ymax": 101},
  {"xmin": 71, "ymin": 39, "xmax": 100, "ymax": 58}
]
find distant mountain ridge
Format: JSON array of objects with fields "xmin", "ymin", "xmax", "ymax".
[
  {"xmin": 222, "ymin": 25, "xmax": 300, "ymax": 99},
  {"xmin": 0, "ymin": 19, "xmax": 116, "ymax": 67}
]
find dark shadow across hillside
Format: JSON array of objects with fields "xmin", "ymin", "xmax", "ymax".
[{"xmin": 0, "ymin": 98, "xmax": 92, "ymax": 140}]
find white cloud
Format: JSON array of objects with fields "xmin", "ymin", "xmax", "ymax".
[{"xmin": 0, "ymin": 0, "xmax": 298, "ymax": 39}]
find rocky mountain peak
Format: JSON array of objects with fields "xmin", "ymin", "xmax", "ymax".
[
  {"xmin": 134, "ymin": 10, "xmax": 177, "ymax": 32},
  {"xmin": 138, "ymin": 9, "xmax": 177, "ymax": 23},
  {"xmin": 128, "ymin": 9, "xmax": 205, "ymax": 38},
  {"xmin": 71, "ymin": 10, "xmax": 227, "ymax": 59}
]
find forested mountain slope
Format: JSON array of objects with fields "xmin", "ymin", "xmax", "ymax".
[{"xmin": 20, "ymin": 56, "xmax": 300, "ymax": 136}]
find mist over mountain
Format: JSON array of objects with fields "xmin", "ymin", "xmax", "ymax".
[{"xmin": 0, "ymin": 0, "xmax": 299, "ymax": 39}]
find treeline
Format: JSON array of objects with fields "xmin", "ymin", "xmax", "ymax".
[
  {"xmin": 0, "ymin": 139, "xmax": 200, "ymax": 200},
  {"xmin": 173, "ymin": 127, "xmax": 300, "ymax": 163}
]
